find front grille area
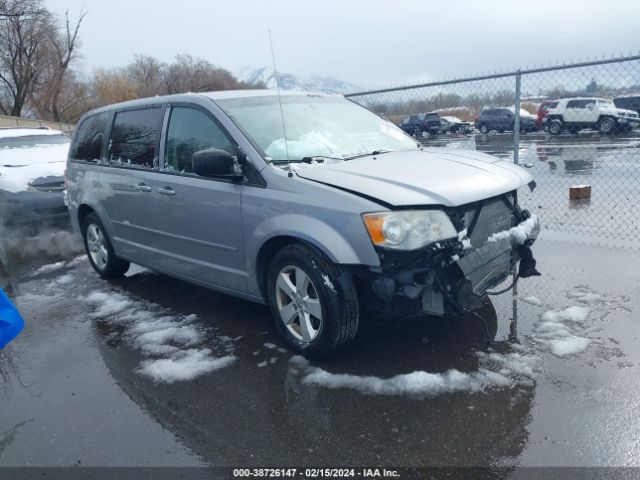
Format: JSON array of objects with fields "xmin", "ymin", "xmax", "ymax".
[{"xmin": 463, "ymin": 197, "xmax": 515, "ymax": 247}]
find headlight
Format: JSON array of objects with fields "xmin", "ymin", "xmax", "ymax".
[{"xmin": 362, "ymin": 210, "xmax": 457, "ymax": 250}]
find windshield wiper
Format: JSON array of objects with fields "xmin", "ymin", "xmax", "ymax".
[
  {"xmin": 299, "ymin": 155, "xmax": 347, "ymax": 163},
  {"xmin": 269, "ymin": 155, "xmax": 344, "ymax": 165},
  {"xmin": 343, "ymin": 149, "xmax": 394, "ymax": 160}
]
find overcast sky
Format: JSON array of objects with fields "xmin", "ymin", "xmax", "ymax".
[{"xmin": 45, "ymin": 0, "xmax": 640, "ymax": 89}]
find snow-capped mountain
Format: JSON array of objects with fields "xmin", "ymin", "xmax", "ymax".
[{"xmin": 237, "ymin": 67, "xmax": 361, "ymax": 94}]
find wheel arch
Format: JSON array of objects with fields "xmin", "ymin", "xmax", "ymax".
[
  {"xmin": 77, "ymin": 203, "xmax": 95, "ymax": 231},
  {"xmin": 248, "ymin": 214, "xmax": 379, "ymax": 299}
]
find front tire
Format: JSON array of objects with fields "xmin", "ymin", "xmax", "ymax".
[
  {"xmin": 266, "ymin": 243, "xmax": 359, "ymax": 358},
  {"xmin": 82, "ymin": 212, "xmax": 130, "ymax": 278},
  {"xmin": 479, "ymin": 124, "xmax": 490, "ymax": 134}
]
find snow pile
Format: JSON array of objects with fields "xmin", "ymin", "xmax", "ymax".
[
  {"xmin": 86, "ymin": 290, "xmax": 235, "ymax": 383},
  {"xmin": 533, "ymin": 305, "xmax": 591, "ymax": 357},
  {"xmin": 487, "ymin": 214, "xmax": 540, "ymax": 245},
  {"xmin": 290, "ymin": 348, "xmax": 541, "ymax": 396}
]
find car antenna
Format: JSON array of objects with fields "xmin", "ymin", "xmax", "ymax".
[{"xmin": 268, "ymin": 30, "xmax": 292, "ymax": 175}]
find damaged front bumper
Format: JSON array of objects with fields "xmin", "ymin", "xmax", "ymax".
[{"xmin": 358, "ymin": 195, "xmax": 540, "ymax": 318}]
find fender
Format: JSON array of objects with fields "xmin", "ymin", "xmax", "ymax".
[{"xmin": 245, "ymin": 213, "xmax": 380, "ymax": 297}]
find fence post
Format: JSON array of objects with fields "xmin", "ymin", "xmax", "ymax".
[{"xmin": 513, "ymin": 70, "xmax": 521, "ymax": 165}]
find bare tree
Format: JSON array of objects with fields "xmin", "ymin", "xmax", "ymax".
[
  {"xmin": 164, "ymin": 54, "xmax": 250, "ymax": 94},
  {"xmin": 31, "ymin": 9, "xmax": 86, "ymax": 121},
  {"xmin": 0, "ymin": 0, "xmax": 53, "ymax": 116},
  {"xmin": 126, "ymin": 54, "xmax": 165, "ymax": 98}
]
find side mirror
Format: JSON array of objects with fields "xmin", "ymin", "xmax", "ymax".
[{"xmin": 192, "ymin": 148, "xmax": 243, "ymax": 180}]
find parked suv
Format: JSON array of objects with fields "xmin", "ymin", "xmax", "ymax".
[
  {"xmin": 67, "ymin": 91, "xmax": 540, "ymax": 357},
  {"xmin": 546, "ymin": 97, "xmax": 640, "ymax": 135},
  {"xmin": 614, "ymin": 95, "xmax": 640, "ymax": 115},
  {"xmin": 399, "ymin": 112, "xmax": 442, "ymax": 137},
  {"xmin": 474, "ymin": 108, "xmax": 538, "ymax": 134}
]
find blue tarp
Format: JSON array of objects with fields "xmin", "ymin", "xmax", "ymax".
[{"xmin": 0, "ymin": 288, "xmax": 24, "ymax": 349}]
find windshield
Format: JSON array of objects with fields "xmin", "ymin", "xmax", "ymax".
[{"xmin": 216, "ymin": 95, "xmax": 419, "ymax": 162}]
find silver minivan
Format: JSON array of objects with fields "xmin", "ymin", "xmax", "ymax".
[{"xmin": 66, "ymin": 90, "xmax": 540, "ymax": 357}]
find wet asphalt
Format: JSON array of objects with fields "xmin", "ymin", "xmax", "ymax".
[{"xmin": 1, "ymin": 133, "xmax": 639, "ymax": 470}]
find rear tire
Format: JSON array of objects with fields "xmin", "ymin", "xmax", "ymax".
[
  {"xmin": 82, "ymin": 212, "xmax": 130, "ymax": 278},
  {"xmin": 598, "ymin": 116, "xmax": 615, "ymax": 135},
  {"xmin": 266, "ymin": 243, "xmax": 359, "ymax": 359},
  {"xmin": 548, "ymin": 119, "xmax": 564, "ymax": 135},
  {"xmin": 479, "ymin": 124, "xmax": 490, "ymax": 134}
]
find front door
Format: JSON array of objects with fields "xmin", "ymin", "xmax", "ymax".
[{"xmin": 152, "ymin": 106, "xmax": 246, "ymax": 292}]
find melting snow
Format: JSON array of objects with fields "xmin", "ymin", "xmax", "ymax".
[
  {"xmin": 138, "ymin": 349, "xmax": 235, "ymax": 383},
  {"xmin": 534, "ymin": 305, "xmax": 591, "ymax": 357},
  {"xmin": 520, "ymin": 296, "xmax": 543, "ymax": 306},
  {"xmin": 33, "ymin": 261, "xmax": 66, "ymax": 275},
  {"xmin": 289, "ymin": 349, "xmax": 540, "ymax": 396},
  {"xmin": 487, "ymin": 214, "xmax": 540, "ymax": 245},
  {"xmin": 322, "ymin": 274, "xmax": 336, "ymax": 292},
  {"xmin": 86, "ymin": 290, "xmax": 236, "ymax": 383}
]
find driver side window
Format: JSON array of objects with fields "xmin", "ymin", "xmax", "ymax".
[{"xmin": 164, "ymin": 107, "xmax": 235, "ymax": 174}]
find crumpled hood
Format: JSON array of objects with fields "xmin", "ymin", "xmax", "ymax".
[{"xmin": 296, "ymin": 149, "xmax": 534, "ymax": 207}]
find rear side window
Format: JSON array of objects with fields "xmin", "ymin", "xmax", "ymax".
[
  {"xmin": 108, "ymin": 107, "xmax": 163, "ymax": 168},
  {"xmin": 567, "ymin": 100, "xmax": 588, "ymax": 108},
  {"xmin": 164, "ymin": 107, "xmax": 235, "ymax": 174},
  {"xmin": 71, "ymin": 112, "xmax": 109, "ymax": 162}
]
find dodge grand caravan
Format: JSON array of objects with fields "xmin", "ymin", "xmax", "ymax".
[{"xmin": 66, "ymin": 91, "xmax": 540, "ymax": 358}]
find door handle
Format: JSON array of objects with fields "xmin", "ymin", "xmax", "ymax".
[
  {"xmin": 158, "ymin": 186, "xmax": 176, "ymax": 196},
  {"xmin": 135, "ymin": 183, "xmax": 152, "ymax": 192}
]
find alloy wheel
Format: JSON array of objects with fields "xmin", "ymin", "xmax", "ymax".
[
  {"xmin": 275, "ymin": 265, "xmax": 323, "ymax": 342},
  {"xmin": 86, "ymin": 223, "xmax": 109, "ymax": 271}
]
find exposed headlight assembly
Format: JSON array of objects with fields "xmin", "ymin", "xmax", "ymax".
[{"xmin": 362, "ymin": 210, "xmax": 457, "ymax": 250}]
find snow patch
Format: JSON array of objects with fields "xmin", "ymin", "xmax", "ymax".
[
  {"xmin": 541, "ymin": 306, "xmax": 589, "ymax": 323},
  {"xmin": 567, "ymin": 290, "xmax": 604, "ymax": 304},
  {"xmin": 33, "ymin": 261, "xmax": 65, "ymax": 275},
  {"xmin": 533, "ymin": 305, "xmax": 592, "ymax": 357},
  {"xmin": 520, "ymin": 296, "xmax": 543, "ymax": 306},
  {"xmin": 322, "ymin": 275, "xmax": 336, "ymax": 292},
  {"xmin": 85, "ymin": 290, "xmax": 235, "ymax": 383},
  {"xmin": 138, "ymin": 350, "xmax": 236, "ymax": 383},
  {"xmin": 290, "ymin": 349, "xmax": 540, "ymax": 396},
  {"xmin": 548, "ymin": 337, "xmax": 591, "ymax": 357},
  {"xmin": 487, "ymin": 214, "xmax": 540, "ymax": 245}
]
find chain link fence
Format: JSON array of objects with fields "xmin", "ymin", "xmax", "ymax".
[{"xmin": 346, "ymin": 54, "xmax": 640, "ymax": 246}]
